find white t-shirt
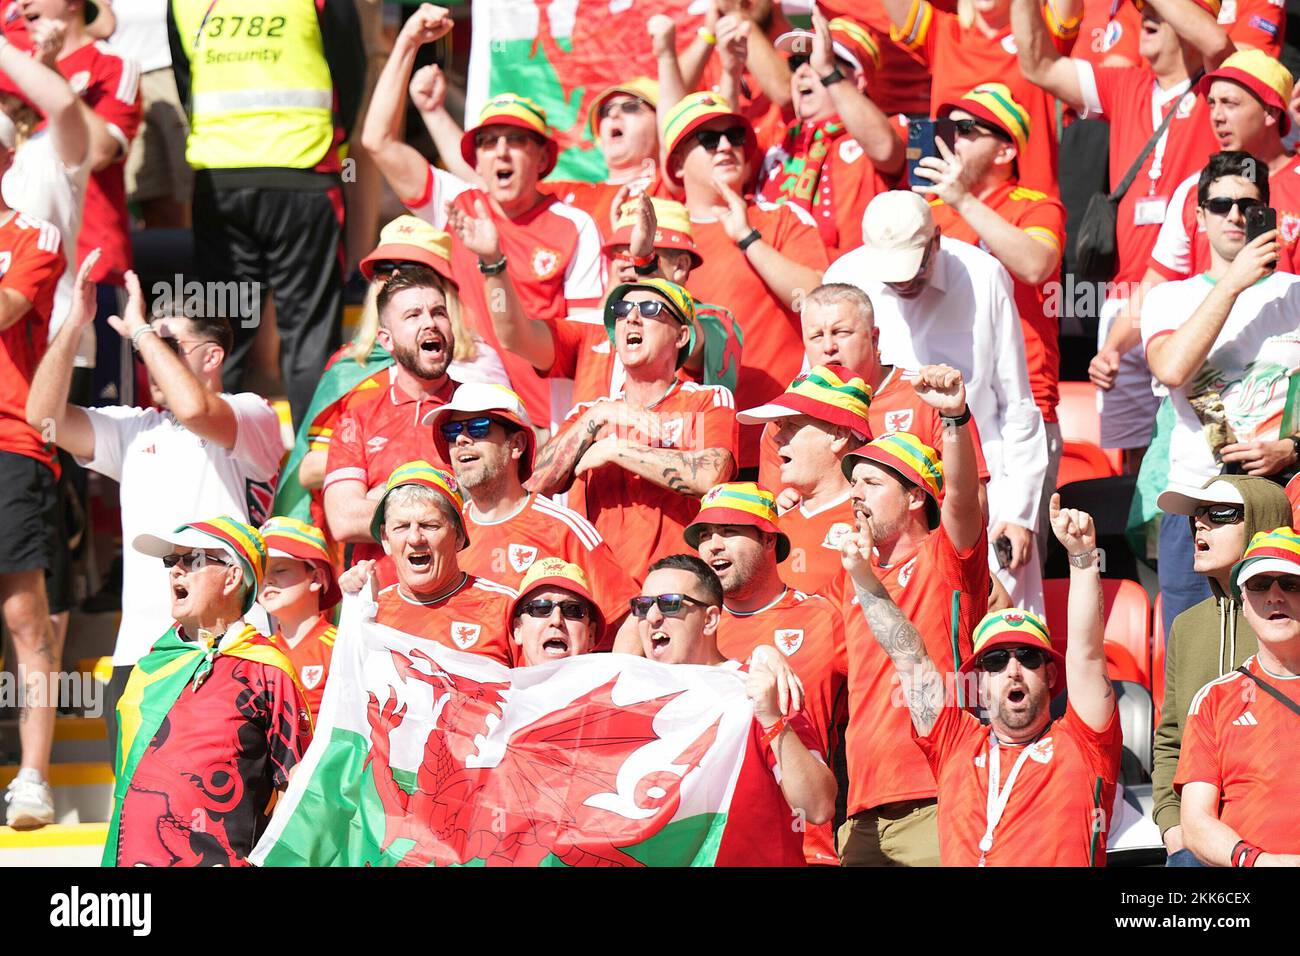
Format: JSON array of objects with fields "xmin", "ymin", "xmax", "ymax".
[
  {"xmin": 103, "ymin": 0, "xmax": 170, "ymax": 73},
  {"xmin": 1140, "ymin": 271, "xmax": 1300, "ymax": 488},
  {"xmin": 2, "ymin": 130, "xmax": 91, "ymax": 360},
  {"xmin": 76, "ymin": 393, "xmax": 285, "ymax": 665}
]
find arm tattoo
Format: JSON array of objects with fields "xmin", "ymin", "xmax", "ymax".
[
  {"xmin": 532, "ymin": 416, "xmax": 601, "ymax": 476},
  {"xmin": 852, "ymin": 579, "xmax": 945, "ymax": 734}
]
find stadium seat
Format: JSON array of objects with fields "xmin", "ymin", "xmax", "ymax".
[
  {"xmin": 1042, "ymin": 578, "xmax": 1152, "ymax": 686},
  {"xmin": 1113, "ymin": 680, "xmax": 1154, "ymax": 783},
  {"xmin": 1058, "ymin": 440, "xmax": 1119, "ymax": 487},
  {"xmin": 1152, "ymin": 595, "xmax": 1166, "ymax": 728},
  {"xmin": 1105, "ymin": 641, "xmax": 1146, "ymax": 686},
  {"xmin": 1057, "ymin": 382, "xmax": 1123, "ymax": 473}
]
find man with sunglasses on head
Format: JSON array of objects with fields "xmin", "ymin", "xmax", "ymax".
[
  {"xmin": 362, "ymin": 4, "xmax": 603, "ymax": 428},
  {"xmin": 916, "ymin": 84, "xmax": 1067, "ymax": 551},
  {"xmin": 27, "ymin": 260, "xmax": 283, "ymax": 754},
  {"xmin": 631, "ymin": 553, "xmax": 837, "ymax": 863},
  {"xmin": 684, "ymin": 481, "xmax": 848, "ymax": 864},
  {"xmin": 429, "ymin": 382, "xmax": 636, "ymax": 640},
  {"xmin": 525, "ymin": 280, "xmax": 739, "ymax": 585},
  {"xmin": 1151, "ymin": 475, "xmax": 1291, "ymax": 864},
  {"xmin": 841, "ymin": 493, "xmax": 1122, "ymax": 865},
  {"xmin": 510, "ymin": 558, "xmax": 605, "ymax": 666},
  {"xmin": 1141, "ymin": 151, "xmax": 1300, "ymax": 637},
  {"xmin": 1174, "ymin": 526, "xmax": 1300, "ymax": 866}
]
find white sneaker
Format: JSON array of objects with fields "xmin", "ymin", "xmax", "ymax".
[{"xmin": 4, "ymin": 768, "xmax": 55, "ymax": 830}]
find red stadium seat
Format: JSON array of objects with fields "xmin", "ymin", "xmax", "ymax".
[
  {"xmin": 1058, "ymin": 441, "xmax": 1120, "ymax": 488},
  {"xmin": 1105, "ymin": 641, "xmax": 1146, "ymax": 685},
  {"xmin": 1042, "ymin": 578, "xmax": 1152, "ymax": 687},
  {"xmin": 1152, "ymin": 594, "xmax": 1166, "ymax": 727},
  {"xmin": 1057, "ymin": 382, "xmax": 1122, "ymax": 472}
]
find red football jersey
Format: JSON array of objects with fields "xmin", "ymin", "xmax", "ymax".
[
  {"xmin": 563, "ymin": 379, "xmax": 739, "ymax": 584},
  {"xmin": 916, "ymin": 701, "xmax": 1123, "ymax": 866},
  {"xmin": 929, "ymin": 182, "xmax": 1066, "ymax": 421},
  {"xmin": 687, "ymin": 205, "xmax": 829, "ymax": 469},
  {"xmin": 1174, "ymin": 656, "xmax": 1300, "ymax": 853},
  {"xmin": 457, "ymin": 492, "xmax": 639, "ymax": 639},
  {"xmin": 0, "ymin": 212, "xmax": 63, "ymax": 471},
  {"xmin": 716, "ymin": 588, "xmax": 848, "ymax": 865},
  {"xmin": 1072, "ymin": 0, "xmax": 1142, "ymax": 69},
  {"xmin": 375, "ymin": 574, "xmax": 517, "ymax": 666},
  {"xmin": 828, "ymin": 524, "xmax": 989, "ymax": 815},
  {"xmin": 1218, "ymin": 0, "xmax": 1284, "ymax": 58},
  {"xmin": 776, "ymin": 491, "xmax": 857, "ymax": 599},
  {"xmin": 278, "ymin": 615, "xmax": 337, "ymax": 723}
]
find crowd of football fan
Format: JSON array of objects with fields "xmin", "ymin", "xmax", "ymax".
[{"xmin": 0, "ymin": 0, "xmax": 1297, "ymax": 867}]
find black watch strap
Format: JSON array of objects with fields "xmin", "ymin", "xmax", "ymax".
[
  {"xmin": 737, "ymin": 228, "xmax": 762, "ymax": 251},
  {"xmin": 820, "ymin": 67, "xmax": 846, "ymax": 86},
  {"xmin": 478, "ymin": 255, "xmax": 508, "ymax": 275},
  {"xmin": 941, "ymin": 406, "xmax": 972, "ymax": 428}
]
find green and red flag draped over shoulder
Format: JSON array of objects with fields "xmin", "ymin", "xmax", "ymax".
[
  {"xmin": 271, "ymin": 342, "xmax": 394, "ymax": 522},
  {"xmin": 250, "ymin": 599, "xmax": 808, "ymax": 867}
]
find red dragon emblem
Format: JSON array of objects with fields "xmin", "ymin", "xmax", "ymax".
[{"xmin": 365, "ymin": 648, "xmax": 720, "ymax": 866}]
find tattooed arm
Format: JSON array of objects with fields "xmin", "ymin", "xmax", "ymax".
[
  {"xmin": 1050, "ymin": 493, "xmax": 1115, "ymax": 732},
  {"xmin": 840, "ymin": 524, "xmax": 945, "ymax": 736},
  {"xmin": 576, "ymin": 442, "xmax": 735, "ymax": 497},
  {"xmin": 523, "ymin": 412, "xmax": 606, "ymax": 497}
]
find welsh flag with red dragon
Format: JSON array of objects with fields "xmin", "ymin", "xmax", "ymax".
[{"xmin": 250, "ymin": 597, "xmax": 807, "ymax": 866}]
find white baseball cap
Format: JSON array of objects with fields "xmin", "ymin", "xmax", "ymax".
[
  {"xmin": 1156, "ymin": 480, "xmax": 1245, "ymax": 517},
  {"xmin": 856, "ymin": 191, "xmax": 936, "ymax": 283}
]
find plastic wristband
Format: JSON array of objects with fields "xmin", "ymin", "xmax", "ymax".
[
  {"xmin": 629, "ymin": 252, "xmax": 655, "ymax": 268},
  {"xmin": 759, "ymin": 715, "xmax": 790, "ymax": 749},
  {"xmin": 737, "ymin": 228, "xmax": 762, "ymax": 252},
  {"xmin": 1231, "ymin": 840, "xmax": 1262, "ymax": 868},
  {"xmin": 130, "ymin": 325, "xmax": 158, "ymax": 349},
  {"xmin": 940, "ymin": 406, "xmax": 971, "ymax": 428},
  {"xmin": 697, "ymin": 27, "xmax": 717, "ymax": 45}
]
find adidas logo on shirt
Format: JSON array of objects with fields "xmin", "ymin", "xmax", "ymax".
[{"xmin": 1232, "ymin": 711, "xmax": 1258, "ymax": 727}]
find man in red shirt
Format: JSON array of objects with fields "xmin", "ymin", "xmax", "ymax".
[
  {"xmin": 509, "ymin": 557, "xmax": 605, "ymax": 666},
  {"xmin": 1013, "ymin": 0, "xmax": 1229, "ymax": 457},
  {"xmin": 258, "ymin": 516, "xmax": 342, "ymax": 723},
  {"xmin": 0, "ymin": 184, "xmax": 63, "ymax": 828},
  {"xmin": 684, "ymin": 481, "xmax": 848, "ymax": 865},
  {"xmin": 324, "ymin": 266, "xmax": 456, "ymax": 574},
  {"xmin": 1175, "ymin": 526, "xmax": 1300, "ymax": 865},
  {"xmin": 362, "ymin": 4, "xmax": 603, "ymax": 427},
  {"xmin": 759, "ymin": 8, "xmax": 903, "ymax": 261},
  {"xmin": 526, "ymin": 280, "xmax": 738, "ymax": 584},
  {"xmin": 1149, "ymin": 52, "xmax": 1299, "ymax": 279},
  {"xmin": 916, "ymin": 82, "xmax": 1066, "ymax": 541},
  {"xmin": 736, "ymin": 364, "xmax": 872, "ymax": 597},
  {"xmin": 841, "ymin": 494, "xmax": 1122, "ymax": 866},
  {"xmin": 428, "ymin": 381, "xmax": 636, "ymax": 639},
  {"xmin": 1210, "ymin": 0, "xmax": 1284, "ymax": 57},
  {"xmin": 662, "ymin": 90, "xmax": 827, "ymax": 471},
  {"xmin": 342, "ymin": 460, "xmax": 517, "ymax": 665},
  {"xmin": 831, "ymin": 367, "xmax": 988, "ymax": 866}
]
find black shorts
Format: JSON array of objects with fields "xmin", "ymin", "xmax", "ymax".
[{"xmin": 0, "ymin": 450, "xmax": 57, "ymax": 576}]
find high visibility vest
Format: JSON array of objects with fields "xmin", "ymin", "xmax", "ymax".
[{"xmin": 173, "ymin": 0, "xmax": 334, "ymax": 170}]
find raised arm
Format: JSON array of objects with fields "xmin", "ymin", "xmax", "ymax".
[
  {"xmin": 649, "ymin": 14, "xmax": 687, "ymax": 143},
  {"xmin": 1049, "ymin": 494, "xmax": 1114, "ymax": 731},
  {"xmin": 913, "ymin": 365, "xmax": 983, "ymax": 553},
  {"xmin": 1011, "ymin": 0, "xmax": 1085, "ymax": 112},
  {"xmin": 0, "ymin": 30, "xmax": 88, "ymax": 169},
  {"xmin": 409, "ymin": 63, "xmax": 482, "ymax": 184},
  {"xmin": 734, "ymin": 12, "xmax": 791, "ymax": 109},
  {"xmin": 1142, "ymin": 0, "xmax": 1233, "ymax": 70},
  {"xmin": 840, "ymin": 521, "xmax": 945, "ymax": 735},
  {"xmin": 25, "ymin": 251, "xmax": 99, "ymax": 461},
  {"xmin": 361, "ymin": 3, "xmax": 455, "ymax": 203},
  {"xmin": 712, "ymin": 178, "xmax": 823, "ymax": 308}
]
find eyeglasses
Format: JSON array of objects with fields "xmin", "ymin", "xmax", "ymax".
[
  {"xmin": 629, "ymin": 593, "xmax": 711, "ymax": 618},
  {"xmin": 597, "ymin": 98, "xmax": 648, "ymax": 121},
  {"xmin": 611, "ymin": 299, "xmax": 679, "ymax": 321},
  {"xmin": 520, "ymin": 599, "xmax": 591, "ymax": 620},
  {"xmin": 161, "ymin": 550, "xmax": 232, "ymax": 571},
  {"xmin": 976, "ymin": 646, "xmax": 1048, "ymax": 672},
  {"xmin": 439, "ymin": 416, "xmax": 497, "ymax": 441},
  {"xmin": 1201, "ymin": 197, "xmax": 1265, "ymax": 217},
  {"xmin": 1190, "ymin": 504, "xmax": 1244, "ymax": 526},
  {"xmin": 693, "ymin": 125, "xmax": 748, "ymax": 152},
  {"xmin": 1243, "ymin": 575, "xmax": 1300, "ymax": 593},
  {"xmin": 474, "ymin": 129, "xmax": 535, "ymax": 151},
  {"xmin": 135, "ymin": 334, "xmax": 214, "ymax": 364},
  {"xmin": 953, "ymin": 118, "xmax": 1010, "ymax": 142}
]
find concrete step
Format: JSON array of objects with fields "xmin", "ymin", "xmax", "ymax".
[
  {"xmin": 0, "ymin": 762, "xmax": 114, "ymax": 827},
  {"xmin": 0, "ymin": 715, "xmax": 112, "ymax": 766},
  {"xmin": 0, "ymin": 822, "xmax": 107, "ymax": 867}
]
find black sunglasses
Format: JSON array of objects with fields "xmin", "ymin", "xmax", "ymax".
[
  {"xmin": 161, "ymin": 550, "xmax": 232, "ymax": 571},
  {"xmin": 976, "ymin": 646, "xmax": 1048, "ymax": 672},
  {"xmin": 1190, "ymin": 504, "xmax": 1244, "ymax": 526},
  {"xmin": 440, "ymin": 416, "xmax": 496, "ymax": 441},
  {"xmin": 693, "ymin": 125, "xmax": 748, "ymax": 152},
  {"xmin": 629, "ymin": 593, "xmax": 711, "ymax": 618},
  {"xmin": 597, "ymin": 98, "xmax": 648, "ymax": 121},
  {"xmin": 520, "ymin": 599, "xmax": 591, "ymax": 620},
  {"xmin": 1201, "ymin": 197, "xmax": 1265, "ymax": 217},
  {"xmin": 953, "ymin": 117, "xmax": 1011, "ymax": 142},
  {"xmin": 1243, "ymin": 574, "xmax": 1300, "ymax": 593},
  {"xmin": 787, "ymin": 53, "xmax": 811, "ymax": 70},
  {"xmin": 611, "ymin": 299, "xmax": 681, "ymax": 322}
]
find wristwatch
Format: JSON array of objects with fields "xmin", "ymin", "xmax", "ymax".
[
  {"xmin": 1069, "ymin": 549, "xmax": 1101, "ymax": 570},
  {"xmin": 940, "ymin": 406, "xmax": 972, "ymax": 428},
  {"xmin": 820, "ymin": 67, "xmax": 846, "ymax": 87},
  {"xmin": 737, "ymin": 228, "xmax": 762, "ymax": 251}
]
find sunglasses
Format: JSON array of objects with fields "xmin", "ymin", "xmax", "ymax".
[
  {"xmin": 693, "ymin": 125, "xmax": 748, "ymax": 152},
  {"xmin": 597, "ymin": 99, "xmax": 648, "ymax": 121},
  {"xmin": 1190, "ymin": 504, "xmax": 1244, "ymax": 526},
  {"xmin": 161, "ymin": 550, "xmax": 233, "ymax": 571},
  {"xmin": 976, "ymin": 646, "xmax": 1048, "ymax": 672},
  {"xmin": 1243, "ymin": 574, "xmax": 1300, "ymax": 593},
  {"xmin": 953, "ymin": 118, "xmax": 1010, "ymax": 141},
  {"xmin": 474, "ymin": 129, "xmax": 536, "ymax": 151},
  {"xmin": 439, "ymin": 416, "xmax": 497, "ymax": 441},
  {"xmin": 1201, "ymin": 197, "xmax": 1265, "ymax": 217},
  {"xmin": 135, "ymin": 334, "xmax": 214, "ymax": 363},
  {"xmin": 520, "ymin": 599, "xmax": 591, "ymax": 620},
  {"xmin": 628, "ymin": 593, "xmax": 711, "ymax": 618},
  {"xmin": 611, "ymin": 299, "xmax": 680, "ymax": 322},
  {"xmin": 787, "ymin": 53, "xmax": 810, "ymax": 71}
]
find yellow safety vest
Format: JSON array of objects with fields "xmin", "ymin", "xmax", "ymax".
[{"xmin": 173, "ymin": 0, "xmax": 334, "ymax": 170}]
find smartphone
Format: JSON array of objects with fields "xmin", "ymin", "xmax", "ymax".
[
  {"xmin": 994, "ymin": 534, "xmax": 1013, "ymax": 570},
  {"xmin": 906, "ymin": 117, "xmax": 957, "ymax": 189},
  {"xmin": 1245, "ymin": 205, "xmax": 1278, "ymax": 271}
]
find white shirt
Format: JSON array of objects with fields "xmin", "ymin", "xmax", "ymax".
[
  {"xmin": 824, "ymin": 235, "xmax": 1048, "ymax": 529},
  {"xmin": 1140, "ymin": 271, "xmax": 1300, "ymax": 488},
  {"xmin": 104, "ymin": 0, "xmax": 170, "ymax": 73},
  {"xmin": 76, "ymin": 393, "xmax": 284, "ymax": 665},
  {"xmin": 3, "ymin": 131, "xmax": 91, "ymax": 361}
]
